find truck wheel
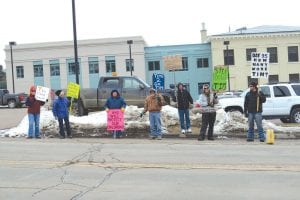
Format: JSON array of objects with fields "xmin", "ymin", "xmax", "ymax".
[
  {"xmin": 77, "ymin": 99, "xmax": 88, "ymax": 116},
  {"xmin": 290, "ymin": 108, "xmax": 300, "ymax": 123},
  {"xmin": 8, "ymin": 100, "xmax": 16, "ymax": 108},
  {"xmin": 280, "ymin": 118, "xmax": 290, "ymax": 123}
]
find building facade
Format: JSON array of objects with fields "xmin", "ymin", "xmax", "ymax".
[
  {"xmin": 144, "ymin": 43, "xmax": 212, "ymax": 100},
  {"xmin": 209, "ymin": 25, "xmax": 300, "ymax": 90},
  {"xmin": 4, "ymin": 36, "xmax": 146, "ymax": 93}
]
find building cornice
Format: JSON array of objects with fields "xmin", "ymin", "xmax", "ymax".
[{"xmin": 208, "ymin": 32, "xmax": 300, "ymax": 41}]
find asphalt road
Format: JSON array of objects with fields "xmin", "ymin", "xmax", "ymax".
[{"xmin": 0, "ymin": 138, "xmax": 299, "ymax": 200}]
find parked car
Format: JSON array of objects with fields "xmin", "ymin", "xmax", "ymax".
[
  {"xmin": 74, "ymin": 76, "xmax": 175, "ymax": 116},
  {"xmin": 218, "ymin": 91, "xmax": 243, "ymax": 99},
  {"xmin": 218, "ymin": 83, "xmax": 300, "ymax": 123},
  {"xmin": 0, "ymin": 89, "xmax": 28, "ymax": 108}
]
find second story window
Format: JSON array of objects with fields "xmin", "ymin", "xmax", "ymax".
[
  {"xmin": 33, "ymin": 61, "xmax": 43, "ymax": 77},
  {"xmin": 89, "ymin": 57, "xmax": 99, "ymax": 74},
  {"xmin": 68, "ymin": 62, "xmax": 80, "ymax": 75},
  {"xmin": 223, "ymin": 49, "xmax": 235, "ymax": 65},
  {"xmin": 288, "ymin": 46, "xmax": 299, "ymax": 62},
  {"xmin": 50, "ymin": 60, "xmax": 60, "ymax": 76},
  {"xmin": 105, "ymin": 56, "xmax": 116, "ymax": 73},
  {"xmin": 148, "ymin": 61, "xmax": 160, "ymax": 71},
  {"xmin": 197, "ymin": 58, "xmax": 209, "ymax": 68},
  {"xmin": 126, "ymin": 59, "xmax": 134, "ymax": 72},
  {"xmin": 267, "ymin": 47, "xmax": 278, "ymax": 63},
  {"xmin": 16, "ymin": 66, "xmax": 24, "ymax": 78},
  {"xmin": 246, "ymin": 48, "xmax": 257, "ymax": 61}
]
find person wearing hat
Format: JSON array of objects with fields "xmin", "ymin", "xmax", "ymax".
[
  {"xmin": 176, "ymin": 82, "xmax": 193, "ymax": 137},
  {"xmin": 244, "ymin": 82, "xmax": 266, "ymax": 142},
  {"xmin": 52, "ymin": 90, "xmax": 72, "ymax": 139},
  {"xmin": 25, "ymin": 85, "xmax": 45, "ymax": 139},
  {"xmin": 141, "ymin": 88, "xmax": 165, "ymax": 139}
]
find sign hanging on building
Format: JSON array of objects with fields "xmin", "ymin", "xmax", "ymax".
[
  {"xmin": 163, "ymin": 55, "xmax": 182, "ymax": 70},
  {"xmin": 251, "ymin": 52, "xmax": 269, "ymax": 78}
]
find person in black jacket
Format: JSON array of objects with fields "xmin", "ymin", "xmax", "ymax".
[
  {"xmin": 244, "ymin": 82, "xmax": 266, "ymax": 142},
  {"xmin": 176, "ymin": 83, "xmax": 193, "ymax": 137}
]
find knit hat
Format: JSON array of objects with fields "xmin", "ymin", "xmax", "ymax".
[
  {"xmin": 250, "ymin": 82, "xmax": 258, "ymax": 88},
  {"xmin": 55, "ymin": 90, "xmax": 62, "ymax": 96}
]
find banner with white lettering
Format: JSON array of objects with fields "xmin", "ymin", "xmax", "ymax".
[{"xmin": 251, "ymin": 52, "xmax": 269, "ymax": 78}]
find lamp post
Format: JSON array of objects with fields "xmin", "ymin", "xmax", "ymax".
[
  {"xmin": 127, "ymin": 40, "xmax": 133, "ymax": 76},
  {"xmin": 9, "ymin": 41, "xmax": 16, "ymax": 93},
  {"xmin": 72, "ymin": 0, "xmax": 79, "ymax": 84},
  {"xmin": 224, "ymin": 41, "xmax": 230, "ymax": 91}
]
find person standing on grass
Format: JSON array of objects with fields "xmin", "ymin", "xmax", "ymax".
[
  {"xmin": 52, "ymin": 90, "xmax": 72, "ymax": 139},
  {"xmin": 25, "ymin": 86, "xmax": 45, "ymax": 139}
]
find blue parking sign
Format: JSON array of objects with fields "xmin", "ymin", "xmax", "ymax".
[{"xmin": 152, "ymin": 73, "xmax": 165, "ymax": 90}]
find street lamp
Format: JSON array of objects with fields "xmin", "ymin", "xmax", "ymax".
[
  {"xmin": 224, "ymin": 41, "xmax": 230, "ymax": 91},
  {"xmin": 72, "ymin": 0, "xmax": 79, "ymax": 84},
  {"xmin": 127, "ymin": 40, "xmax": 133, "ymax": 76},
  {"xmin": 9, "ymin": 41, "xmax": 16, "ymax": 93}
]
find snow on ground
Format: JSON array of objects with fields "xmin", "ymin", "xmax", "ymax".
[{"xmin": 1, "ymin": 105, "xmax": 300, "ymax": 138}]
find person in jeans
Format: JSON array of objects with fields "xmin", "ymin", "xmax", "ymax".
[
  {"xmin": 105, "ymin": 89, "xmax": 126, "ymax": 138},
  {"xmin": 141, "ymin": 88, "xmax": 165, "ymax": 140},
  {"xmin": 244, "ymin": 82, "xmax": 266, "ymax": 142},
  {"xmin": 52, "ymin": 90, "xmax": 72, "ymax": 139},
  {"xmin": 25, "ymin": 86, "xmax": 45, "ymax": 139},
  {"xmin": 176, "ymin": 83, "xmax": 193, "ymax": 137},
  {"xmin": 198, "ymin": 84, "xmax": 218, "ymax": 141}
]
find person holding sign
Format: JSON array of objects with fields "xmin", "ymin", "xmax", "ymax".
[
  {"xmin": 25, "ymin": 86, "xmax": 45, "ymax": 139},
  {"xmin": 198, "ymin": 84, "xmax": 218, "ymax": 141},
  {"xmin": 141, "ymin": 88, "xmax": 165, "ymax": 140},
  {"xmin": 52, "ymin": 90, "xmax": 72, "ymax": 139},
  {"xmin": 105, "ymin": 90, "xmax": 126, "ymax": 138},
  {"xmin": 244, "ymin": 82, "xmax": 266, "ymax": 142}
]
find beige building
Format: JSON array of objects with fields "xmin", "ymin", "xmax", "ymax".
[{"xmin": 209, "ymin": 25, "xmax": 300, "ymax": 90}]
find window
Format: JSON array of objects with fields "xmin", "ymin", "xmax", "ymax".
[
  {"xmin": 181, "ymin": 57, "xmax": 188, "ymax": 71},
  {"xmin": 268, "ymin": 75, "xmax": 278, "ymax": 84},
  {"xmin": 148, "ymin": 61, "xmax": 160, "ymax": 71},
  {"xmin": 291, "ymin": 85, "xmax": 300, "ymax": 96},
  {"xmin": 88, "ymin": 57, "xmax": 99, "ymax": 74},
  {"xmin": 246, "ymin": 48, "xmax": 257, "ymax": 61},
  {"xmin": 223, "ymin": 49, "xmax": 235, "ymax": 65},
  {"xmin": 125, "ymin": 59, "xmax": 134, "ymax": 72},
  {"xmin": 103, "ymin": 78, "xmax": 119, "ymax": 88},
  {"xmin": 289, "ymin": 73, "xmax": 299, "ymax": 83},
  {"xmin": 288, "ymin": 46, "xmax": 299, "ymax": 62},
  {"xmin": 105, "ymin": 57, "xmax": 116, "ymax": 73},
  {"xmin": 267, "ymin": 47, "xmax": 278, "ymax": 63},
  {"xmin": 50, "ymin": 60, "xmax": 60, "ymax": 76},
  {"xmin": 198, "ymin": 82, "xmax": 210, "ymax": 94},
  {"xmin": 16, "ymin": 66, "xmax": 24, "ymax": 78},
  {"xmin": 247, "ymin": 76, "xmax": 258, "ymax": 86},
  {"xmin": 260, "ymin": 86, "xmax": 271, "ymax": 98},
  {"xmin": 197, "ymin": 58, "xmax": 209, "ymax": 68},
  {"xmin": 123, "ymin": 78, "xmax": 140, "ymax": 89},
  {"xmin": 33, "ymin": 64, "xmax": 43, "ymax": 77},
  {"xmin": 68, "ymin": 62, "xmax": 80, "ymax": 75},
  {"xmin": 273, "ymin": 86, "xmax": 291, "ymax": 97}
]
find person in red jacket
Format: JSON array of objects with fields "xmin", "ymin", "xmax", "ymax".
[{"xmin": 25, "ymin": 86, "xmax": 45, "ymax": 139}]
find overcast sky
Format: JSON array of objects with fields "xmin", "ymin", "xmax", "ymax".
[{"xmin": 1, "ymin": 0, "xmax": 299, "ymax": 68}]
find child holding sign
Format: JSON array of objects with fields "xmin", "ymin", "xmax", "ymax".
[{"xmin": 105, "ymin": 90, "xmax": 126, "ymax": 138}]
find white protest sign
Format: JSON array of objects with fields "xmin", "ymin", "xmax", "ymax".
[
  {"xmin": 35, "ymin": 86, "xmax": 50, "ymax": 102},
  {"xmin": 251, "ymin": 52, "xmax": 269, "ymax": 78}
]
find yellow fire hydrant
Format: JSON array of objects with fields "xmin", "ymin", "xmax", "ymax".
[{"xmin": 266, "ymin": 129, "xmax": 275, "ymax": 144}]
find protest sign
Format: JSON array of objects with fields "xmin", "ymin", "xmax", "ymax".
[
  {"xmin": 163, "ymin": 55, "xmax": 182, "ymax": 70},
  {"xmin": 251, "ymin": 52, "xmax": 269, "ymax": 78},
  {"xmin": 212, "ymin": 66, "xmax": 228, "ymax": 91},
  {"xmin": 66, "ymin": 82, "xmax": 80, "ymax": 99},
  {"xmin": 107, "ymin": 109, "xmax": 124, "ymax": 131},
  {"xmin": 35, "ymin": 86, "xmax": 50, "ymax": 102},
  {"xmin": 152, "ymin": 73, "xmax": 165, "ymax": 90}
]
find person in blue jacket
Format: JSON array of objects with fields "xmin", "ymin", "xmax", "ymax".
[
  {"xmin": 52, "ymin": 90, "xmax": 72, "ymax": 139},
  {"xmin": 105, "ymin": 89, "xmax": 126, "ymax": 138}
]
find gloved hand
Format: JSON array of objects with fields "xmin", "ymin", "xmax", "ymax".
[
  {"xmin": 121, "ymin": 107, "xmax": 125, "ymax": 112},
  {"xmin": 140, "ymin": 111, "xmax": 145, "ymax": 118},
  {"xmin": 105, "ymin": 108, "xmax": 109, "ymax": 112}
]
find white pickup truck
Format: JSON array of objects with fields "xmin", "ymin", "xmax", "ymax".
[{"xmin": 218, "ymin": 83, "xmax": 300, "ymax": 123}]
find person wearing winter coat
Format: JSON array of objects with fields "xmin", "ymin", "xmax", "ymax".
[
  {"xmin": 52, "ymin": 90, "xmax": 72, "ymax": 139},
  {"xmin": 176, "ymin": 83, "xmax": 193, "ymax": 137},
  {"xmin": 25, "ymin": 86, "xmax": 45, "ymax": 139},
  {"xmin": 244, "ymin": 82, "xmax": 266, "ymax": 142},
  {"xmin": 141, "ymin": 88, "xmax": 165, "ymax": 140},
  {"xmin": 198, "ymin": 84, "xmax": 218, "ymax": 141},
  {"xmin": 104, "ymin": 89, "xmax": 126, "ymax": 138}
]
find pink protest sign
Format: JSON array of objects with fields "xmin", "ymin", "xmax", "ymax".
[{"xmin": 107, "ymin": 109, "xmax": 124, "ymax": 131}]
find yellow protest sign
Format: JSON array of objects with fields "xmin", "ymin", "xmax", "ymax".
[
  {"xmin": 67, "ymin": 82, "xmax": 80, "ymax": 99},
  {"xmin": 212, "ymin": 66, "xmax": 228, "ymax": 91}
]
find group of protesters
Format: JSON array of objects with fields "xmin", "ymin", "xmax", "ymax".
[{"xmin": 25, "ymin": 81, "xmax": 266, "ymax": 142}]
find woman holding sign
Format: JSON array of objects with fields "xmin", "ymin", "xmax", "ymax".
[{"xmin": 105, "ymin": 90, "xmax": 126, "ymax": 138}]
